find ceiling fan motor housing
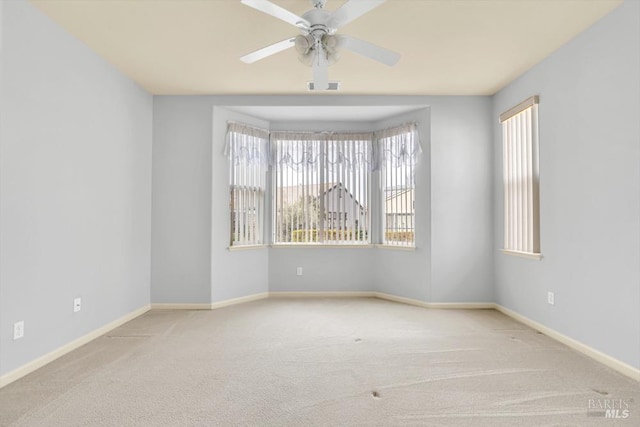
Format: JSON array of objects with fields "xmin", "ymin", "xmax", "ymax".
[{"xmin": 301, "ymin": 8, "xmax": 333, "ymax": 31}]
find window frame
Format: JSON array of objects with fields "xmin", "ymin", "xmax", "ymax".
[
  {"xmin": 226, "ymin": 122, "xmax": 421, "ymax": 249},
  {"xmin": 226, "ymin": 123, "xmax": 269, "ymax": 248},
  {"xmin": 500, "ymin": 96, "xmax": 542, "ymax": 259},
  {"xmin": 271, "ymin": 133, "xmax": 373, "ymax": 246},
  {"xmin": 377, "ymin": 124, "xmax": 419, "ymax": 248}
]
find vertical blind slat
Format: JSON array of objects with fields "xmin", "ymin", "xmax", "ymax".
[{"xmin": 502, "ymin": 102, "xmax": 540, "ymax": 254}]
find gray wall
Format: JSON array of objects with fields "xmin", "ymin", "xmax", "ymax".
[
  {"xmin": 492, "ymin": 0, "xmax": 639, "ymax": 369},
  {"xmin": 374, "ymin": 99, "xmax": 494, "ymax": 303},
  {"xmin": 151, "ymin": 96, "xmax": 494, "ymax": 304},
  {"xmin": 0, "ymin": 1, "xmax": 152, "ymax": 376},
  {"xmin": 429, "ymin": 98, "xmax": 494, "ymax": 303},
  {"xmin": 151, "ymin": 97, "xmax": 213, "ymax": 304},
  {"xmin": 211, "ymin": 107, "xmax": 269, "ymax": 302}
]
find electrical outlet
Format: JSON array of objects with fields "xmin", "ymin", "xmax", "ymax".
[
  {"xmin": 74, "ymin": 297, "xmax": 82, "ymax": 313},
  {"xmin": 297, "ymin": 267, "xmax": 303, "ymax": 276},
  {"xmin": 13, "ymin": 321, "xmax": 24, "ymax": 340},
  {"xmin": 547, "ymin": 291, "xmax": 555, "ymax": 305}
]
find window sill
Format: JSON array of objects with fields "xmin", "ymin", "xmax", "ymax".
[
  {"xmin": 271, "ymin": 244, "xmax": 374, "ymax": 249},
  {"xmin": 376, "ymin": 244, "xmax": 416, "ymax": 251},
  {"xmin": 227, "ymin": 244, "xmax": 268, "ymax": 252},
  {"xmin": 228, "ymin": 244, "xmax": 418, "ymax": 251},
  {"xmin": 501, "ymin": 249, "xmax": 543, "ymax": 260}
]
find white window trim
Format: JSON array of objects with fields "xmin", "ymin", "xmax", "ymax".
[
  {"xmin": 500, "ymin": 249, "xmax": 542, "ymax": 260},
  {"xmin": 227, "ymin": 244, "xmax": 269, "ymax": 252},
  {"xmin": 271, "ymin": 132, "xmax": 373, "ymax": 245},
  {"xmin": 500, "ymin": 96, "xmax": 541, "ymax": 257},
  {"xmin": 375, "ymin": 244, "xmax": 417, "ymax": 251},
  {"xmin": 226, "ymin": 121, "xmax": 422, "ymax": 249},
  {"xmin": 271, "ymin": 244, "xmax": 374, "ymax": 249},
  {"xmin": 376, "ymin": 123, "xmax": 420, "ymax": 248},
  {"xmin": 226, "ymin": 122, "xmax": 270, "ymax": 248}
]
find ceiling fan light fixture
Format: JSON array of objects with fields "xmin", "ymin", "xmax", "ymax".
[
  {"xmin": 323, "ymin": 34, "xmax": 339, "ymax": 50},
  {"xmin": 294, "ymin": 34, "xmax": 313, "ymax": 55},
  {"xmin": 323, "ymin": 34, "xmax": 341, "ymax": 65},
  {"xmin": 296, "ymin": 34, "xmax": 341, "ymax": 66},
  {"xmin": 298, "ymin": 53, "xmax": 315, "ymax": 66},
  {"xmin": 326, "ymin": 51, "xmax": 340, "ymax": 65}
]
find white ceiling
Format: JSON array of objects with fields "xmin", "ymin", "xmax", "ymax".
[{"xmin": 31, "ymin": 0, "xmax": 622, "ymax": 96}]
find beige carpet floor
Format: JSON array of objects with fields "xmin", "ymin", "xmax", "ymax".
[{"xmin": 0, "ymin": 297, "xmax": 638, "ymax": 426}]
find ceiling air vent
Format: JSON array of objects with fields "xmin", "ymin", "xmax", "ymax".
[{"xmin": 307, "ymin": 81, "xmax": 341, "ymax": 91}]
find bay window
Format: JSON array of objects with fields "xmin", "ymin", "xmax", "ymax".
[{"xmin": 225, "ymin": 121, "xmax": 421, "ymax": 247}]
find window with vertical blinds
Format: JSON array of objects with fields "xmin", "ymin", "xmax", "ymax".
[
  {"xmin": 272, "ymin": 132, "xmax": 373, "ymax": 245},
  {"xmin": 500, "ymin": 96, "xmax": 541, "ymax": 257},
  {"xmin": 226, "ymin": 123, "xmax": 270, "ymax": 247},
  {"xmin": 377, "ymin": 123, "xmax": 421, "ymax": 247}
]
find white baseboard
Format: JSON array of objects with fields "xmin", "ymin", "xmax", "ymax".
[
  {"xmin": 375, "ymin": 292, "xmax": 431, "ymax": 308},
  {"xmin": 151, "ymin": 303, "xmax": 213, "ymax": 310},
  {"xmin": 495, "ymin": 304, "xmax": 640, "ymax": 381},
  {"xmin": 210, "ymin": 292, "xmax": 269, "ymax": 309},
  {"xmin": 375, "ymin": 292, "xmax": 494, "ymax": 309},
  {"xmin": 269, "ymin": 291, "xmax": 377, "ymax": 298},
  {"xmin": 426, "ymin": 302, "xmax": 495, "ymax": 309},
  {"xmin": 0, "ymin": 304, "xmax": 150, "ymax": 389},
  {"xmin": 3, "ymin": 296, "xmax": 636, "ymax": 389},
  {"xmin": 152, "ymin": 293, "xmax": 489, "ymax": 309},
  {"xmin": 151, "ymin": 293, "xmax": 270, "ymax": 311}
]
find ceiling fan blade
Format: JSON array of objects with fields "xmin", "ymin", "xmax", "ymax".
[
  {"xmin": 339, "ymin": 35, "xmax": 400, "ymax": 66},
  {"xmin": 240, "ymin": 38, "xmax": 296, "ymax": 64},
  {"xmin": 326, "ymin": 0, "xmax": 386, "ymax": 29},
  {"xmin": 313, "ymin": 46, "xmax": 329, "ymax": 90},
  {"xmin": 241, "ymin": 0, "xmax": 310, "ymax": 29}
]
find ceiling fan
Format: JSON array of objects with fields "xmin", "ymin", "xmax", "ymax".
[{"xmin": 240, "ymin": 0, "xmax": 401, "ymax": 91}]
